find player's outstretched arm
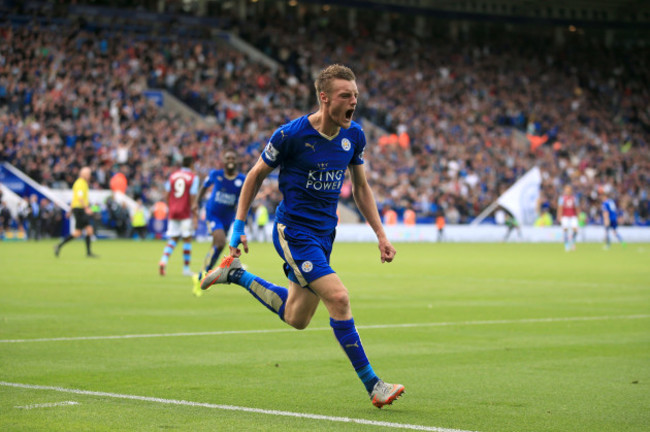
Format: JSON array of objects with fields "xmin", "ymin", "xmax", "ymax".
[
  {"xmin": 229, "ymin": 157, "xmax": 275, "ymax": 257},
  {"xmin": 349, "ymin": 164, "xmax": 396, "ymax": 263},
  {"xmin": 193, "ymin": 181, "xmax": 209, "ymax": 213}
]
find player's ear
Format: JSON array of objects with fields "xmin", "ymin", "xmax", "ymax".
[{"xmin": 319, "ymin": 91, "xmax": 329, "ymax": 105}]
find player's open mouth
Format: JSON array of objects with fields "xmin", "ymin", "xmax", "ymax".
[{"xmin": 345, "ymin": 109, "xmax": 354, "ymax": 121}]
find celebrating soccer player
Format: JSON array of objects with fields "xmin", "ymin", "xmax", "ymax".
[
  {"xmin": 195, "ymin": 64, "xmax": 404, "ymax": 408},
  {"xmin": 191, "ymin": 149, "xmax": 245, "ymax": 296}
]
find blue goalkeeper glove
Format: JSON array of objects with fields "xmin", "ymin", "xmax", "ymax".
[{"xmin": 229, "ymin": 219, "xmax": 247, "ymax": 249}]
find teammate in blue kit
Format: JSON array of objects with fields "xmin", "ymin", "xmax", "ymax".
[
  {"xmin": 601, "ymin": 190, "xmax": 625, "ymax": 250},
  {"xmin": 196, "ymin": 64, "xmax": 404, "ymax": 408},
  {"xmin": 192, "ymin": 150, "xmax": 245, "ymax": 296}
]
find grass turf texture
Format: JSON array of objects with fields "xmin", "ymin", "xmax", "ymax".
[{"xmin": 1, "ymin": 240, "xmax": 648, "ymax": 432}]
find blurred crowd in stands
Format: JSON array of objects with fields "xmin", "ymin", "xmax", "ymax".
[
  {"xmin": 0, "ymin": 189, "xmax": 63, "ymax": 239},
  {"xmin": 237, "ymin": 7, "xmax": 649, "ymax": 225},
  {"xmin": 0, "ymin": 3, "xmax": 648, "ymax": 236}
]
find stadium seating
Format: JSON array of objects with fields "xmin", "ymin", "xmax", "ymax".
[{"xmin": 0, "ymin": 3, "xmax": 648, "ymax": 227}]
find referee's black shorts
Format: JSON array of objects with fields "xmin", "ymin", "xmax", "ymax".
[{"xmin": 72, "ymin": 208, "xmax": 90, "ymax": 230}]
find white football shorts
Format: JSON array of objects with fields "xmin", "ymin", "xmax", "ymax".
[
  {"xmin": 166, "ymin": 218, "xmax": 194, "ymax": 238},
  {"xmin": 561, "ymin": 216, "xmax": 578, "ymax": 229}
]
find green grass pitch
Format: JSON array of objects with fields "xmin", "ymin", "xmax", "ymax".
[{"xmin": 1, "ymin": 239, "xmax": 648, "ymax": 431}]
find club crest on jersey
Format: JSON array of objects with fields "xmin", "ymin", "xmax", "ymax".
[
  {"xmin": 264, "ymin": 142, "xmax": 279, "ymax": 162},
  {"xmin": 341, "ymin": 138, "xmax": 351, "ymax": 151},
  {"xmin": 235, "ymin": 179, "xmax": 243, "ymax": 187},
  {"xmin": 301, "ymin": 261, "xmax": 313, "ymax": 273}
]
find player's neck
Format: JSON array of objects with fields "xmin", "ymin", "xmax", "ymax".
[
  {"xmin": 224, "ymin": 170, "xmax": 237, "ymax": 180},
  {"xmin": 308, "ymin": 112, "xmax": 340, "ymax": 139}
]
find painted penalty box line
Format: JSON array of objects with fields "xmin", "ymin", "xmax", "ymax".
[
  {"xmin": 1, "ymin": 381, "xmax": 478, "ymax": 432},
  {"xmin": 0, "ymin": 314, "xmax": 648, "ymax": 344}
]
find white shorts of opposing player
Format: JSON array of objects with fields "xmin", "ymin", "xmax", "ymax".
[
  {"xmin": 166, "ymin": 218, "xmax": 194, "ymax": 238},
  {"xmin": 561, "ymin": 216, "xmax": 579, "ymax": 230}
]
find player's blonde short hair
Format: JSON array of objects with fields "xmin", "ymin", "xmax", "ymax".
[{"xmin": 314, "ymin": 64, "xmax": 356, "ymax": 104}]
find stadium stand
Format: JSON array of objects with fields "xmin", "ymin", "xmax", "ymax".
[{"xmin": 0, "ymin": 1, "xmax": 648, "ymax": 236}]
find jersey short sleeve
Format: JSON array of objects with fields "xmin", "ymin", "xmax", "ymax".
[
  {"xmin": 203, "ymin": 170, "xmax": 217, "ymax": 189},
  {"xmin": 261, "ymin": 128, "xmax": 286, "ymax": 168},
  {"xmin": 350, "ymin": 127, "xmax": 366, "ymax": 165},
  {"xmin": 190, "ymin": 174, "xmax": 199, "ymax": 195}
]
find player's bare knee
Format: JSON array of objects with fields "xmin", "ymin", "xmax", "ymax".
[
  {"xmin": 285, "ymin": 314, "xmax": 311, "ymax": 330},
  {"xmin": 292, "ymin": 320, "xmax": 310, "ymax": 330},
  {"xmin": 327, "ymin": 291, "xmax": 350, "ymax": 315}
]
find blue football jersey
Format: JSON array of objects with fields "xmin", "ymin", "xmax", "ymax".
[
  {"xmin": 261, "ymin": 115, "xmax": 366, "ymax": 235},
  {"xmin": 203, "ymin": 169, "xmax": 246, "ymax": 220},
  {"xmin": 602, "ymin": 198, "xmax": 618, "ymax": 223}
]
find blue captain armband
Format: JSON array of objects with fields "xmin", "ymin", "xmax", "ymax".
[{"xmin": 229, "ymin": 219, "xmax": 246, "ymax": 248}]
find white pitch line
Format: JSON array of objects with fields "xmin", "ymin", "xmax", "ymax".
[
  {"xmin": 15, "ymin": 401, "xmax": 79, "ymax": 409},
  {"xmin": 1, "ymin": 381, "xmax": 476, "ymax": 432},
  {"xmin": 1, "ymin": 314, "xmax": 648, "ymax": 344},
  {"xmin": 356, "ymin": 314, "xmax": 650, "ymax": 330}
]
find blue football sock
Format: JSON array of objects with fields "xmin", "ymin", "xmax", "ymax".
[
  {"xmin": 229, "ymin": 268, "xmax": 288, "ymax": 320},
  {"xmin": 330, "ymin": 317, "xmax": 379, "ymax": 393},
  {"xmin": 205, "ymin": 246, "xmax": 221, "ymax": 271}
]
